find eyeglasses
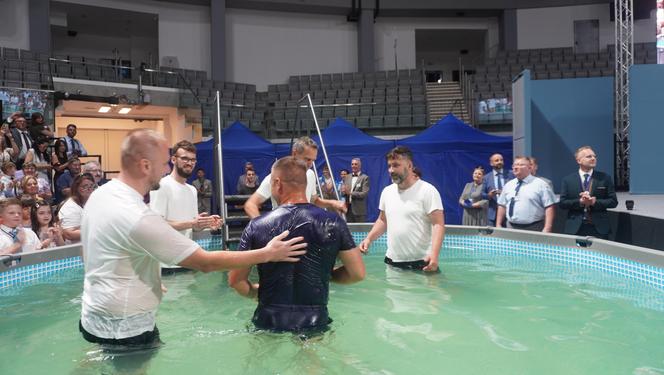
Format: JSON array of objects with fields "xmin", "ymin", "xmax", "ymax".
[
  {"xmin": 80, "ymin": 184, "xmax": 96, "ymax": 191},
  {"xmin": 176, "ymin": 156, "xmax": 197, "ymax": 164}
]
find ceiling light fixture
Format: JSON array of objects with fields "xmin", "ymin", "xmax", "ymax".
[
  {"xmin": 98, "ymin": 106, "xmax": 111, "ymax": 113},
  {"xmin": 118, "ymin": 107, "xmax": 132, "ymax": 114}
]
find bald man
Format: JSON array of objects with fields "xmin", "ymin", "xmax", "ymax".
[
  {"xmin": 229, "ymin": 156, "xmax": 365, "ymax": 333},
  {"xmin": 79, "ymin": 129, "xmax": 306, "ymax": 348}
]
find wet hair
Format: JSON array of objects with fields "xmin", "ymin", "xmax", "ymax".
[
  {"xmin": 386, "ymin": 146, "xmax": 413, "ymax": 162},
  {"xmin": 272, "ymin": 156, "xmax": 307, "ymax": 187},
  {"xmin": 172, "ymin": 140, "xmax": 196, "ymax": 156}
]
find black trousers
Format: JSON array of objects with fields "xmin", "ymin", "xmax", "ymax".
[
  {"xmin": 79, "ymin": 321, "xmax": 161, "ymax": 347},
  {"xmin": 508, "ymin": 220, "xmax": 544, "ymax": 232},
  {"xmin": 576, "ymin": 222, "xmax": 608, "ymax": 239}
]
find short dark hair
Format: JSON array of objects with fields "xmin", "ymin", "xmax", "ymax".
[
  {"xmin": 196, "ymin": 167, "xmax": 205, "ymax": 172},
  {"xmin": 386, "ymin": 146, "xmax": 413, "ymax": 162},
  {"xmin": 67, "ymin": 124, "xmax": 77, "ymax": 130},
  {"xmin": 340, "ymin": 169, "xmax": 350, "ymax": 174},
  {"xmin": 272, "ymin": 156, "xmax": 307, "ymax": 186},
  {"xmin": 172, "ymin": 140, "xmax": 196, "ymax": 155}
]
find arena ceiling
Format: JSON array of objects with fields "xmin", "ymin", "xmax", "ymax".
[{"xmin": 155, "ymin": 0, "xmax": 609, "ymax": 15}]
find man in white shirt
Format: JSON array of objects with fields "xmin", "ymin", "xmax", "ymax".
[
  {"xmin": 150, "ymin": 140, "xmax": 220, "ymax": 240},
  {"xmin": 496, "ymin": 156, "xmax": 556, "ymax": 232},
  {"xmin": 243, "ymin": 136, "xmax": 347, "ymax": 219},
  {"xmin": 360, "ymin": 146, "xmax": 445, "ymax": 272},
  {"xmin": 79, "ymin": 129, "xmax": 307, "ymax": 348}
]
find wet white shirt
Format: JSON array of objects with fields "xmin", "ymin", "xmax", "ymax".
[
  {"xmin": 80, "ymin": 179, "xmax": 199, "ymax": 339},
  {"xmin": 379, "ymin": 179, "xmax": 444, "ymax": 262}
]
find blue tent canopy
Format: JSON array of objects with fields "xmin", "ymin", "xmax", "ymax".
[
  {"xmin": 311, "ymin": 118, "xmax": 395, "ymax": 221},
  {"xmin": 398, "ymin": 114, "xmax": 513, "ymax": 225}
]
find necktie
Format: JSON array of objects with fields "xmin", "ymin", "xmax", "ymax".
[
  {"xmin": 508, "ymin": 179, "xmax": 523, "ymax": 218},
  {"xmin": 10, "ymin": 228, "xmax": 18, "ymax": 241},
  {"xmin": 21, "ymin": 132, "xmax": 31, "ymax": 149},
  {"xmin": 71, "ymin": 138, "xmax": 79, "ymax": 153},
  {"xmin": 582, "ymin": 173, "xmax": 590, "ymax": 191},
  {"xmin": 496, "ymin": 172, "xmax": 503, "ymax": 190}
]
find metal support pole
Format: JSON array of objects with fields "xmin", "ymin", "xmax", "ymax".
[
  {"xmin": 214, "ymin": 90, "xmax": 228, "ymax": 243},
  {"xmin": 614, "ymin": 0, "xmax": 633, "ymax": 190},
  {"xmin": 304, "ymin": 93, "xmax": 341, "ymax": 201}
]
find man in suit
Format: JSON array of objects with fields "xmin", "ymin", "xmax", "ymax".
[
  {"xmin": 342, "ymin": 157, "xmax": 370, "ymax": 223},
  {"xmin": 482, "ymin": 153, "xmax": 514, "ymax": 226},
  {"xmin": 62, "ymin": 124, "xmax": 88, "ymax": 159},
  {"xmin": 10, "ymin": 116, "xmax": 33, "ymax": 170},
  {"xmin": 559, "ymin": 146, "xmax": 618, "ymax": 239}
]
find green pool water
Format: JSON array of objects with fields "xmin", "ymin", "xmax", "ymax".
[{"xmin": 1, "ymin": 248, "xmax": 664, "ymax": 375}]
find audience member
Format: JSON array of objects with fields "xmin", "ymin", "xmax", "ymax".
[
  {"xmin": 20, "ymin": 175, "xmax": 41, "ymax": 202},
  {"xmin": 360, "ymin": 146, "xmax": 445, "ymax": 272},
  {"xmin": 337, "ymin": 169, "xmax": 349, "ymax": 204},
  {"xmin": 1, "ymin": 161, "xmax": 18, "ymax": 198},
  {"xmin": 342, "ymin": 157, "xmax": 370, "ymax": 223},
  {"xmin": 459, "ymin": 167, "xmax": 489, "ymax": 226},
  {"xmin": 24, "ymin": 137, "xmax": 52, "ymax": 181},
  {"xmin": 527, "ymin": 157, "xmax": 554, "ymax": 191},
  {"xmin": 0, "ymin": 122, "xmax": 18, "ymax": 164},
  {"xmin": 236, "ymin": 167, "xmax": 259, "ymax": 196},
  {"xmin": 192, "ymin": 168, "xmax": 213, "ymax": 214},
  {"xmin": 496, "ymin": 156, "xmax": 556, "ymax": 232},
  {"xmin": 51, "ymin": 138, "xmax": 71, "ymax": 182},
  {"xmin": 59, "ymin": 173, "xmax": 95, "ymax": 243},
  {"xmin": 10, "ymin": 115, "xmax": 33, "ymax": 169},
  {"xmin": 150, "ymin": 140, "xmax": 221, "ymax": 240},
  {"xmin": 28, "ymin": 112, "xmax": 54, "ymax": 141},
  {"xmin": 31, "ymin": 199, "xmax": 64, "ymax": 248},
  {"xmin": 82, "ymin": 161, "xmax": 108, "ymax": 187},
  {"xmin": 482, "ymin": 153, "xmax": 514, "ymax": 227},
  {"xmin": 236, "ymin": 162, "xmax": 258, "ymax": 193},
  {"xmin": 62, "ymin": 124, "xmax": 88, "ymax": 158},
  {"xmin": 229, "ymin": 156, "xmax": 364, "ymax": 333},
  {"xmin": 559, "ymin": 146, "xmax": 618, "ymax": 239},
  {"xmin": 20, "ymin": 195, "xmax": 35, "ymax": 228},
  {"xmin": 0, "ymin": 198, "xmax": 41, "ymax": 255},
  {"xmin": 244, "ymin": 136, "xmax": 346, "ymax": 219},
  {"xmin": 55, "ymin": 157, "xmax": 81, "ymax": 203},
  {"xmin": 21, "ymin": 162, "xmax": 52, "ymax": 202},
  {"xmin": 318, "ymin": 165, "xmax": 337, "ymax": 200}
]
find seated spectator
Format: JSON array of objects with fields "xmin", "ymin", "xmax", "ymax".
[
  {"xmin": 458, "ymin": 167, "xmax": 489, "ymax": 226},
  {"xmin": 237, "ymin": 167, "xmax": 259, "ymax": 195},
  {"xmin": 20, "ymin": 162, "xmax": 52, "ymax": 202},
  {"xmin": 337, "ymin": 169, "xmax": 349, "ymax": 204},
  {"xmin": 318, "ymin": 165, "xmax": 337, "ymax": 200},
  {"xmin": 28, "ymin": 112, "xmax": 54, "ymax": 141},
  {"xmin": 237, "ymin": 161, "xmax": 259, "ymax": 193},
  {"xmin": 82, "ymin": 160, "xmax": 108, "ymax": 186},
  {"xmin": 10, "ymin": 115, "xmax": 33, "ymax": 169},
  {"xmin": 51, "ymin": 138, "xmax": 71, "ymax": 183},
  {"xmin": 0, "ymin": 198, "xmax": 41, "ymax": 255},
  {"xmin": 58, "ymin": 173, "xmax": 95, "ymax": 243},
  {"xmin": 1, "ymin": 161, "xmax": 18, "ymax": 198},
  {"xmin": 20, "ymin": 195, "xmax": 35, "ymax": 228},
  {"xmin": 55, "ymin": 157, "xmax": 81, "ymax": 204},
  {"xmin": 31, "ymin": 199, "xmax": 64, "ymax": 249},
  {"xmin": 24, "ymin": 137, "xmax": 52, "ymax": 181},
  {"xmin": 62, "ymin": 124, "xmax": 88, "ymax": 158},
  {"xmin": 0, "ymin": 122, "xmax": 18, "ymax": 164}
]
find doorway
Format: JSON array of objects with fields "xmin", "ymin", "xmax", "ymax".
[{"xmin": 574, "ymin": 19, "xmax": 599, "ymax": 54}]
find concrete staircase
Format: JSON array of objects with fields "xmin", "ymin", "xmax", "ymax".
[{"xmin": 426, "ymin": 82, "xmax": 471, "ymax": 124}]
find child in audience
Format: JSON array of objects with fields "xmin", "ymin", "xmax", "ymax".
[
  {"xmin": 31, "ymin": 200, "xmax": 64, "ymax": 249},
  {"xmin": 0, "ymin": 198, "xmax": 41, "ymax": 255},
  {"xmin": 20, "ymin": 195, "xmax": 35, "ymax": 228}
]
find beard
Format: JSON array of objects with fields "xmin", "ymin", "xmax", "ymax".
[
  {"xmin": 390, "ymin": 172, "xmax": 406, "ymax": 185},
  {"xmin": 176, "ymin": 165, "xmax": 193, "ymax": 179},
  {"xmin": 150, "ymin": 181, "xmax": 161, "ymax": 191}
]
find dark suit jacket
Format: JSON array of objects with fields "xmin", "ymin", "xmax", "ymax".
[
  {"xmin": 343, "ymin": 173, "xmax": 370, "ymax": 216},
  {"xmin": 481, "ymin": 169, "xmax": 514, "ymax": 222},
  {"xmin": 559, "ymin": 170, "xmax": 618, "ymax": 235}
]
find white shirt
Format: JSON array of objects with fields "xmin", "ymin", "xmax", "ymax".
[
  {"xmin": 256, "ymin": 169, "xmax": 316, "ymax": 209},
  {"xmin": 497, "ymin": 175, "xmax": 556, "ymax": 224},
  {"xmin": 58, "ymin": 198, "xmax": 83, "ymax": 230},
  {"xmin": 379, "ymin": 179, "xmax": 444, "ymax": 262},
  {"xmin": 0, "ymin": 224, "xmax": 41, "ymax": 253},
  {"xmin": 149, "ymin": 174, "xmax": 198, "ymax": 239},
  {"xmin": 578, "ymin": 169, "xmax": 594, "ymax": 191},
  {"xmin": 350, "ymin": 173, "xmax": 360, "ymax": 203},
  {"xmin": 80, "ymin": 179, "xmax": 199, "ymax": 339}
]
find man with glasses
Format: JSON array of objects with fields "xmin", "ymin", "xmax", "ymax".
[
  {"xmin": 149, "ymin": 140, "xmax": 221, "ymax": 242},
  {"xmin": 82, "ymin": 161, "xmax": 109, "ymax": 187}
]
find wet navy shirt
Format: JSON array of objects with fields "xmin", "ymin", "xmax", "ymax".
[{"xmin": 239, "ymin": 203, "xmax": 355, "ymax": 307}]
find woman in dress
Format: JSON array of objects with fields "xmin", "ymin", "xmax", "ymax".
[{"xmin": 458, "ymin": 167, "xmax": 489, "ymax": 226}]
